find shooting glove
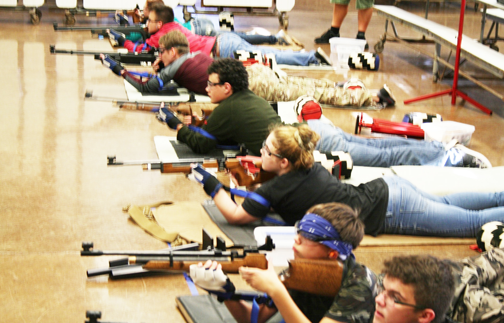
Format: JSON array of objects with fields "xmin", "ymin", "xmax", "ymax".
[
  {"xmin": 101, "ymin": 55, "xmax": 124, "ymax": 76},
  {"xmin": 189, "ymin": 164, "xmax": 223, "ymax": 198},
  {"xmin": 157, "ymin": 107, "xmax": 182, "ymax": 130},
  {"xmin": 108, "ymin": 29, "xmax": 126, "ymax": 47},
  {"xmin": 190, "ymin": 264, "xmax": 236, "ymax": 301},
  {"xmin": 115, "ymin": 13, "xmax": 130, "ymax": 26}
]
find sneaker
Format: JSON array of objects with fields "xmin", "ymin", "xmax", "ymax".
[
  {"xmin": 444, "ymin": 139, "xmax": 459, "ymax": 151},
  {"xmin": 247, "ymin": 27, "xmax": 271, "ymax": 36},
  {"xmin": 448, "ymin": 144, "xmax": 492, "ymax": 168},
  {"xmin": 315, "ymin": 47, "xmax": 332, "ymax": 66},
  {"xmin": 377, "ymin": 84, "xmax": 396, "ymax": 107},
  {"xmin": 315, "ymin": 28, "xmax": 339, "ymax": 44},
  {"xmin": 276, "ymin": 29, "xmax": 292, "ymax": 46}
]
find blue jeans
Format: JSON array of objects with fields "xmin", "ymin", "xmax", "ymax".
[
  {"xmin": 231, "ymin": 32, "xmax": 278, "ymax": 45},
  {"xmin": 191, "ymin": 20, "xmax": 276, "ymax": 44},
  {"xmin": 190, "ymin": 18, "xmax": 217, "ymax": 36},
  {"xmin": 218, "ymin": 32, "xmax": 319, "ymax": 66},
  {"xmin": 308, "ymin": 119, "xmax": 448, "ymax": 167},
  {"xmin": 382, "ymin": 176, "xmax": 504, "ymax": 237}
]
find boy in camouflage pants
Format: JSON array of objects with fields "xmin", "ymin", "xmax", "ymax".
[
  {"xmin": 448, "ymin": 248, "xmax": 504, "ymax": 323},
  {"xmin": 246, "ymin": 59, "xmax": 390, "ymax": 107}
]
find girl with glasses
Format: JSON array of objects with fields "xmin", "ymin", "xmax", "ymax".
[{"xmin": 192, "ymin": 123, "xmax": 504, "ymax": 238}]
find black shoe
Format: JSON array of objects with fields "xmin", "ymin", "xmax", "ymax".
[
  {"xmin": 315, "ymin": 28, "xmax": 339, "ymax": 44},
  {"xmin": 314, "ymin": 47, "xmax": 333, "ymax": 65},
  {"xmin": 377, "ymin": 84, "xmax": 396, "ymax": 107}
]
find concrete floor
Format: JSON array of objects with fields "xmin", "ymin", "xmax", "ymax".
[{"xmin": 0, "ymin": 1, "xmax": 503, "ymax": 322}]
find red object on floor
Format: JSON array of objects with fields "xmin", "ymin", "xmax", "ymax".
[{"xmin": 355, "ymin": 113, "xmax": 425, "ymax": 138}]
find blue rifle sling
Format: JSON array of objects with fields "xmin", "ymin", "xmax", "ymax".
[
  {"xmin": 187, "ymin": 125, "xmax": 240, "ymax": 150},
  {"xmin": 128, "ymin": 71, "xmax": 164, "ymax": 91},
  {"xmin": 229, "ymin": 188, "xmax": 270, "ymax": 209}
]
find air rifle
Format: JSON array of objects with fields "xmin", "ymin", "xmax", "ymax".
[
  {"xmin": 84, "ymin": 90, "xmax": 216, "ymax": 126},
  {"xmin": 83, "ymin": 229, "xmax": 274, "ymax": 278},
  {"xmin": 84, "ymin": 90, "xmax": 187, "ymax": 111},
  {"xmin": 107, "ymin": 156, "xmax": 223, "ymax": 175},
  {"xmin": 49, "ymin": 45, "xmax": 157, "ymax": 65},
  {"xmin": 53, "ymin": 22, "xmax": 147, "ymax": 39},
  {"xmin": 116, "ymin": 101, "xmax": 214, "ymax": 127}
]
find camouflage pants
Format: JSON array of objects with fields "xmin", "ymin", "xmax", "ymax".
[
  {"xmin": 246, "ymin": 64, "xmax": 375, "ymax": 107},
  {"xmin": 449, "ymin": 248, "xmax": 504, "ymax": 323}
]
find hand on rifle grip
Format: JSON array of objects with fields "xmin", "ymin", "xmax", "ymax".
[
  {"xmin": 107, "ymin": 28, "xmax": 126, "ymax": 47},
  {"xmin": 152, "ymin": 58, "xmax": 162, "ymax": 73},
  {"xmin": 157, "ymin": 104, "xmax": 182, "ymax": 130},
  {"xmin": 101, "ymin": 54, "xmax": 124, "ymax": 76},
  {"xmin": 189, "ymin": 164, "xmax": 223, "ymax": 198},
  {"xmin": 190, "ymin": 261, "xmax": 236, "ymax": 300}
]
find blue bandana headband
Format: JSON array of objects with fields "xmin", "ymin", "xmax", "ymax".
[{"xmin": 297, "ymin": 213, "xmax": 354, "ymax": 260}]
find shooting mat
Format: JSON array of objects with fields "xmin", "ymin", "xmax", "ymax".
[
  {"xmin": 154, "ymin": 136, "xmax": 239, "ymax": 161},
  {"xmin": 124, "ymin": 81, "xmax": 212, "ymax": 103}
]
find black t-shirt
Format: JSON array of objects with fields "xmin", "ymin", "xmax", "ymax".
[{"xmin": 242, "ymin": 163, "xmax": 389, "ymax": 236}]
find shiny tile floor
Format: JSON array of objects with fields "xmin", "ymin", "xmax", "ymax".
[{"xmin": 0, "ymin": 2, "xmax": 503, "ymax": 322}]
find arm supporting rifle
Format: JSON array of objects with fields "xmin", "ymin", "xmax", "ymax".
[
  {"xmin": 136, "ymin": 252, "xmax": 268, "ymax": 273},
  {"xmin": 280, "ymin": 258, "xmax": 344, "ymax": 297}
]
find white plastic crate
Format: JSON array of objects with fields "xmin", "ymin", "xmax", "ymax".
[
  {"xmin": 421, "ymin": 121, "xmax": 475, "ymax": 146},
  {"xmin": 329, "ymin": 37, "xmax": 366, "ymax": 69},
  {"xmin": 254, "ymin": 226, "xmax": 296, "ymax": 267}
]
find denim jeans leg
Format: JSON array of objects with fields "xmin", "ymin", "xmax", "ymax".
[
  {"xmin": 218, "ymin": 32, "xmax": 318, "ymax": 66},
  {"xmin": 233, "ymin": 32, "xmax": 277, "ymax": 44},
  {"xmin": 192, "ymin": 18, "xmax": 217, "ymax": 36},
  {"xmin": 309, "ymin": 120, "xmax": 447, "ymax": 167},
  {"xmin": 383, "ymin": 175, "xmax": 504, "ymax": 237}
]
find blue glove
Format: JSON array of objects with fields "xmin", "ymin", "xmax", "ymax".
[
  {"xmin": 115, "ymin": 13, "xmax": 130, "ymax": 26},
  {"xmin": 189, "ymin": 164, "xmax": 223, "ymax": 198},
  {"xmin": 157, "ymin": 107, "xmax": 182, "ymax": 130},
  {"xmin": 101, "ymin": 55, "xmax": 124, "ymax": 76},
  {"xmin": 108, "ymin": 29, "xmax": 126, "ymax": 47},
  {"xmin": 189, "ymin": 264, "xmax": 236, "ymax": 301}
]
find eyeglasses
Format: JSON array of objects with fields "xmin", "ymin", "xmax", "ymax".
[
  {"xmin": 294, "ymin": 221, "xmax": 334, "ymax": 242},
  {"xmin": 207, "ymin": 80, "xmax": 224, "ymax": 87},
  {"xmin": 158, "ymin": 47, "xmax": 167, "ymax": 54},
  {"xmin": 261, "ymin": 140, "xmax": 283, "ymax": 159},
  {"xmin": 147, "ymin": 19, "xmax": 159, "ymax": 24},
  {"xmin": 376, "ymin": 280, "xmax": 426, "ymax": 310}
]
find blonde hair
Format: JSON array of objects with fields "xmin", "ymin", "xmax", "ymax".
[
  {"xmin": 270, "ymin": 124, "xmax": 320, "ymax": 171},
  {"xmin": 159, "ymin": 30, "xmax": 190, "ymax": 55}
]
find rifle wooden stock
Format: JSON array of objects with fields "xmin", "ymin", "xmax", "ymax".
[
  {"xmin": 135, "ymin": 253, "xmax": 268, "ymax": 273},
  {"xmin": 118, "ymin": 102, "xmax": 214, "ymax": 127},
  {"xmin": 118, "ymin": 102, "xmax": 160, "ymax": 111},
  {"xmin": 280, "ymin": 259, "xmax": 344, "ymax": 297},
  {"xmin": 225, "ymin": 159, "xmax": 276, "ymax": 187},
  {"xmin": 148, "ymin": 160, "xmax": 219, "ymax": 174}
]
